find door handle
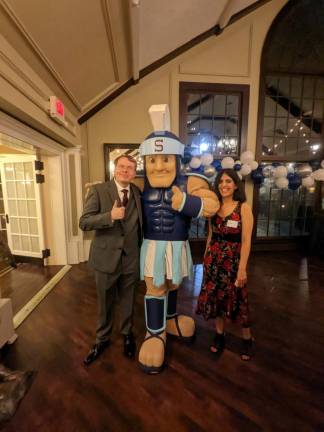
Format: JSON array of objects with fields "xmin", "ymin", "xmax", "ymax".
[{"xmin": 5, "ymin": 214, "xmax": 9, "ymax": 223}]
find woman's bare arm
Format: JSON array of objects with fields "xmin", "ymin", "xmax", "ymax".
[{"xmin": 236, "ymin": 202, "xmax": 254, "ymax": 287}]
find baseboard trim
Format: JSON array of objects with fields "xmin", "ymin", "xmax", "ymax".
[{"xmin": 13, "ymin": 264, "xmax": 72, "ymax": 329}]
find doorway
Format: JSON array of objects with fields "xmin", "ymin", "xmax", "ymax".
[{"xmin": 0, "ymin": 154, "xmax": 46, "ymax": 262}]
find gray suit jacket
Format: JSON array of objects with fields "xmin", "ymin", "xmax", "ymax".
[{"xmin": 79, "ymin": 180, "xmax": 143, "ymax": 274}]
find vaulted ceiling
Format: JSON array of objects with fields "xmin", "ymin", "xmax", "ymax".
[{"xmin": 0, "ymin": 0, "xmax": 263, "ymax": 122}]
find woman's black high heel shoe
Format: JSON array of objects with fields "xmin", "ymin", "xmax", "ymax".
[
  {"xmin": 241, "ymin": 338, "xmax": 253, "ymax": 361},
  {"xmin": 210, "ymin": 332, "xmax": 225, "ymax": 355}
]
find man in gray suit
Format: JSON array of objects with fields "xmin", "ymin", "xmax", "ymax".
[{"xmin": 80, "ymin": 155, "xmax": 142, "ymax": 365}]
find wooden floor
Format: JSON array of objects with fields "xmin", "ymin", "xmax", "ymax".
[
  {"xmin": 1, "ymin": 252, "xmax": 324, "ymax": 432},
  {"xmin": 0, "ymin": 263, "xmax": 62, "ymax": 315}
]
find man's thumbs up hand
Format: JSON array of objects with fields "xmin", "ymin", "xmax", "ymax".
[{"xmin": 111, "ymin": 200, "xmax": 125, "ymax": 221}]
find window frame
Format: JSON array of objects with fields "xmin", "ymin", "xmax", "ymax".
[
  {"xmin": 179, "ymin": 82, "xmax": 250, "ymax": 243},
  {"xmin": 179, "ymin": 82, "xmax": 250, "ymax": 158}
]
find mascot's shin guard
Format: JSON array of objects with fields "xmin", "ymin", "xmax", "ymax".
[
  {"xmin": 145, "ymin": 295, "xmax": 167, "ymax": 335},
  {"xmin": 166, "ymin": 290, "xmax": 195, "ymax": 342},
  {"xmin": 140, "ymin": 295, "xmax": 167, "ymax": 374},
  {"xmin": 166, "ymin": 289, "xmax": 178, "ymax": 320}
]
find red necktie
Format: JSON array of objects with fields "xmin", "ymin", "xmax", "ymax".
[{"xmin": 121, "ymin": 189, "xmax": 128, "ymax": 207}]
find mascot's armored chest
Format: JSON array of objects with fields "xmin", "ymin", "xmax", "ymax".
[{"xmin": 142, "ymin": 176, "xmax": 190, "ymax": 241}]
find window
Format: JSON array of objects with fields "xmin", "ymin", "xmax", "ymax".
[
  {"xmin": 180, "ymin": 82, "xmax": 249, "ymax": 239},
  {"xmin": 262, "ymin": 76, "xmax": 324, "ymax": 160},
  {"xmin": 256, "ymin": 163, "xmax": 316, "ymax": 237},
  {"xmin": 256, "ymin": 74, "xmax": 323, "ymax": 239},
  {"xmin": 180, "ymin": 82, "xmax": 249, "ymax": 160}
]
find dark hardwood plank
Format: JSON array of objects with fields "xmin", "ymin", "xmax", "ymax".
[
  {"xmin": 0, "ymin": 264, "xmax": 63, "ymax": 314},
  {"xmin": 0, "ymin": 253, "xmax": 324, "ymax": 431}
]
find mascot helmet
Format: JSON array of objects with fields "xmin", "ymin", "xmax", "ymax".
[{"xmin": 139, "ymin": 105, "xmax": 184, "ymax": 157}]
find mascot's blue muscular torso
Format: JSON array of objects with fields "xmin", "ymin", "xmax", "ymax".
[{"xmin": 142, "ymin": 175, "xmax": 190, "ymax": 241}]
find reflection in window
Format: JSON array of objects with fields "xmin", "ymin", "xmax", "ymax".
[
  {"xmin": 257, "ymin": 164, "xmax": 316, "ymax": 238},
  {"xmin": 262, "ymin": 75, "xmax": 323, "ymax": 159},
  {"xmin": 186, "ymin": 92, "xmax": 241, "ymax": 158}
]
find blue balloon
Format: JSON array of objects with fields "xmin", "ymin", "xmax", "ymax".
[
  {"xmin": 251, "ymin": 169, "xmax": 264, "ymax": 185},
  {"xmin": 191, "ymin": 166, "xmax": 204, "ymax": 174},
  {"xmin": 212, "ymin": 160, "xmax": 223, "ymax": 172},
  {"xmin": 287, "ymin": 172, "xmax": 295, "ymax": 180},
  {"xmin": 182, "ymin": 150, "xmax": 192, "ymax": 164},
  {"xmin": 288, "ymin": 174, "xmax": 301, "ymax": 190},
  {"xmin": 212, "ymin": 159, "xmax": 221, "ymax": 167},
  {"xmin": 234, "ymin": 163, "xmax": 241, "ymax": 171}
]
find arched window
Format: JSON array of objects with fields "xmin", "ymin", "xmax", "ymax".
[{"xmin": 255, "ymin": 0, "xmax": 324, "ymax": 239}]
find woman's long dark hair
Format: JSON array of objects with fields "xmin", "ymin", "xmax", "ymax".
[{"xmin": 214, "ymin": 168, "xmax": 246, "ymax": 202}]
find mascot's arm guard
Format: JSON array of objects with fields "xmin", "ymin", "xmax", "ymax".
[{"xmin": 171, "ymin": 184, "xmax": 202, "ymax": 218}]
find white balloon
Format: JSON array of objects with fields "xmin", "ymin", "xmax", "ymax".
[
  {"xmin": 237, "ymin": 171, "xmax": 243, "ymax": 180},
  {"xmin": 240, "ymin": 163, "xmax": 252, "ymax": 176},
  {"xmin": 312, "ymin": 168, "xmax": 324, "ymax": 181},
  {"xmin": 250, "ymin": 160, "xmax": 259, "ymax": 170},
  {"xmin": 275, "ymin": 177, "xmax": 289, "ymax": 189},
  {"xmin": 321, "ymin": 160, "xmax": 324, "ymax": 169},
  {"xmin": 189, "ymin": 157, "xmax": 201, "ymax": 169},
  {"xmin": 240, "ymin": 150, "xmax": 254, "ymax": 164},
  {"xmin": 200, "ymin": 153, "xmax": 214, "ymax": 166},
  {"xmin": 221, "ymin": 157, "xmax": 235, "ymax": 169},
  {"xmin": 273, "ymin": 166, "xmax": 288, "ymax": 178},
  {"xmin": 302, "ymin": 176, "xmax": 315, "ymax": 188}
]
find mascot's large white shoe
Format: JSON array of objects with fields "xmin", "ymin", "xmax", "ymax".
[{"xmin": 138, "ymin": 105, "xmax": 219, "ymax": 374}]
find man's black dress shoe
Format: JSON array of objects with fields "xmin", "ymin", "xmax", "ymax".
[
  {"xmin": 83, "ymin": 341, "xmax": 110, "ymax": 366},
  {"xmin": 123, "ymin": 334, "xmax": 136, "ymax": 358}
]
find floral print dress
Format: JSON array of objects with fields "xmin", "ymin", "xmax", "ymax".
[{"xmin": 196, "ymin": 202, "xmax": 250, "ymax": 327}]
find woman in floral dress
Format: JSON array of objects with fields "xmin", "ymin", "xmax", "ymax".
[{"xmin": 196, "ymin": 169, "xmax": 254, "ymax": 360}]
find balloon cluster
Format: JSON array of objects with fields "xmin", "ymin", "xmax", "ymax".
[
  {"xmin": 182, "ymin": 149, "xmax": 324, "ymax": 191},
  {"xmin": 184, "ymin": 150, "xmax": 258, "ymax": 180},
  {"xmin": 259, "ymin": 161, "xmax": 324, "ymax": 190}
]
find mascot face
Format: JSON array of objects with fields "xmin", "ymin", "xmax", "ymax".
[{"xmin": 145, "ymin": 154, "xmax": 176, "ymax": 188}]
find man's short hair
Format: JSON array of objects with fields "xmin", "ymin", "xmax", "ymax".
[{"xmin": 114, "ymin": 154, "xmax": 137, "ymax": 170}]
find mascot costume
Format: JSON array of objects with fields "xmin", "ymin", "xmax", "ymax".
[{"xmin": 138, "ymin": 105, "xmax": 219, "ymax": 374}]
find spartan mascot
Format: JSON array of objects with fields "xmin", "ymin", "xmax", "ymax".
[{"xmin": 138, "ymin": 105, "xmax": 219, "ymax": 373}]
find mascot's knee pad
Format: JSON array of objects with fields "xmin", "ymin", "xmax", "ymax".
[
  {"xmin": 166, "ymin": 290, "xmax": 178, "ymax": 320},
  {"xmin": 144, "ymin": 295, "xmax": 167, "ymax": 334}
]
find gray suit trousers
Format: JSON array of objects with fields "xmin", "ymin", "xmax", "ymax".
[{"xmin": 95, "ymin": 268, "xmax": 137, "ymax": 343}]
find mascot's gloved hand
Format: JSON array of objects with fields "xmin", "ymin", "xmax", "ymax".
[{"xmin": 171, "ymin": 185, "xmax": 184, "ymax": 211}]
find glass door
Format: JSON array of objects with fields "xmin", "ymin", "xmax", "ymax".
[
  {"xmin": 0, "ymin": 156, "xmax": 45, "ymax": 258},
  {"xmin": 0, "ymin": 172, "xmax": 7, "ymax": 244}
]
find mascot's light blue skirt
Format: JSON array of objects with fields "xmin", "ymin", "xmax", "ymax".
[{"xmin": 140, "ymin": 239, "xmax": 193, "ymax": 288}]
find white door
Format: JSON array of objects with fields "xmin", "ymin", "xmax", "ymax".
[{"xmin": 0, "ymin": 156, "xmax": 45, "ymax": 258}]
